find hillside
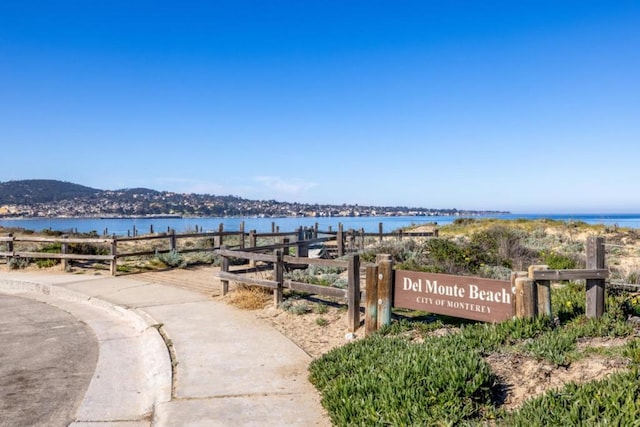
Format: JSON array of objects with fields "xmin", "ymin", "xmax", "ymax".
[
  {"xmin": 0, "ymin": 179, "xmax": 508, "ymax": 218},
  {"xmin": 0, "ymin": 180, "xmax": 101, "ymax": 204}
]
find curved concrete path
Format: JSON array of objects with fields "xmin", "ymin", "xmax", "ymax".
[{"xmin": 0, "ymin": 272, "xmax": 330, "ymax": 427}]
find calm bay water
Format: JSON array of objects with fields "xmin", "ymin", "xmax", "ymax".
[{"xmin": 1, "ymin": 213, "xmax": 640, "ymax": 236}]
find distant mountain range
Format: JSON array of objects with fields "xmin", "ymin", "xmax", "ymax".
[{"xmin": 0, "ymin": 179, "xmax": 508, "ymax": 218}]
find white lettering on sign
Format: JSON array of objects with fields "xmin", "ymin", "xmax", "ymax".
[
  {"xmin": 468, "ymin": 285, "xmax": 511, "ymax": 304},
  {"xmin": 403, "ymin": 277, "xmax": 422, "ymax": 292},
  {"xmin": 395, "ymin": 271, "xmax": 513, "ymax": 322},
  {"xmin": 424, "ymin": 280, "xmax": 465, "ymax": 298},
  {"xmin": 400, "ymin": 277, "xmax": 511, "ymax": 306}
]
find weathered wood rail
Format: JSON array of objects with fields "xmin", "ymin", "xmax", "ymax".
[
  {"xmin": 517, "ymin": 237, "xmax": 609, "ymax": 319},
  {"xmin": 214, "ymin": 247, "xmax": 366, "ymax": 332},
  {"xmin": 0, "ymin": 221, "xmax": 437, "ymax": 276}
]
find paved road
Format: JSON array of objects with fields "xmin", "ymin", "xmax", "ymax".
[{"xmin": 0, "ymin": 294, "xmax": 98, "ymax": 427}]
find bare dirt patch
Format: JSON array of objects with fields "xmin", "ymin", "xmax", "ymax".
[
  {"xmin": 254, "ymin": 301, "xmax": 358, "ymax": 358},
  {"xmin": 487, "ymin": 344, "xmax": 630, "ymax": 410}
]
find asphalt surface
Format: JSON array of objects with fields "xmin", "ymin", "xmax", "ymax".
[{"xmin": 0, "ymin": 294, "xmax": 99, "ymax": 427}]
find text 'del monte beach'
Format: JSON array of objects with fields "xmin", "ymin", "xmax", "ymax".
[{"xmin": 394, "ymin": 270, "xmax": 515, "ymax": 323}]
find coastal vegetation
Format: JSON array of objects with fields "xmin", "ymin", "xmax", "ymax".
[
  {"xmin": 307, "ymin": 218, "xmax": 640, "ymax": 426},
  {"xmin": 310, "ymin": 292, "xmax": 640, "ymax": 426}
]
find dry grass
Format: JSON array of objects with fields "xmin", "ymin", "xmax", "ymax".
[{"xmin": 224, "ymin": 284, "xmax": 272, "ymax": 310}]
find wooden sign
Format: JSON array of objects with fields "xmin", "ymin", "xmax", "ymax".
[{"xmin": 394, "ymin": 270, "xmax": 514, "ymax": 323}]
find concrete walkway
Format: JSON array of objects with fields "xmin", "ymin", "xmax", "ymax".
[{"xmin": 0, "ymin": 272, "xmax": 331, "ymax": 427}]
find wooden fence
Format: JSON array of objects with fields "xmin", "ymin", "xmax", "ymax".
[
  {"xmin": 212, "ymin": 237, "xmax": 612, "ymax": 336},
  {"xmin": 512, "ymin": 237, "xmax": 608, "ymax": 319},
  {"xmin": 0, "ymin": 222, "xmax": 437, "ymax": 276},
  {"xmin": 214, "ymin": 245, "xmax": 368, "ymax": 332},
  {"xmin": 1, "ymin": 227, "xmax": 620, "ymax": 334},
  {"xmin": 0, "ymin": 234, "xmax": 116, "ymax": 273}
]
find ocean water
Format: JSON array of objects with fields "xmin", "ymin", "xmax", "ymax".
[{"xmin": 1, "ymin": 213, "xmax": 639, "ymax": 236}]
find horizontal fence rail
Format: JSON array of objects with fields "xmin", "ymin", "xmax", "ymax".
[
  {"xmin": 532, "ymin": 269, "xmax": 610, "ymax": 281},
  {"xmin": 213, "ymin": 247, "xmax": 363, "ymax": 332},
  {"xmin": 1, "ymin": 221, "xmax": 424, "ymax": 276}
]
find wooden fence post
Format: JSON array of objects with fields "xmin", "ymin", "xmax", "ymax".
[
  {"xmin": 347, "ymin": 254, "xmax": 361, "ymax": 333},
  {"xmin": 314, "ymin": 223, "xmax": 319, "ymax": 239},
  {"xmin": 377, "ymin": 254, "xmax": 394, "ymax": 329},
  {"xmin": 529, "ymin": 265, "xmax": 551, "ymax": 317},
  {"xmin": 110, "ymin": 237, "xmax": 118, "ymax": 276},
  {"xmin": 61, "ymin": 235, "xmax": 69, "ymax": 271},
  {"xmin": 169, "ymin": 229, "xmax": 177, "ymax": 252},
  {"xmin": 511, "ymin": 271, "xmax": 527, "ymax": 317},
  {"xmin": 296, "ymin": 227, "xmax": 308, "ymax": 258},
  {"xmin": 586, "ymin": 236, "xmax": 606, "ymax": 318},
  {"xmin": 337, "ymin": 223, "xmax": 344, "ymax": 257},
  {"xmin": 249, "ymin": 230, "xmax": 257, "ymax": 268},
  {"xmin": 221, "ymin": 245, "xmax": 229, "ymax": 295},
  {"xmin": 7, "ymin": 234, "xmax": 14, "ymax": 258},
  {"xmin": 365, "ymin": 264, "xmax": 379, "ymax": 336},
  {"xmin": 273, "ymin": 249, "xmax": 284, "ymax": 307},
  {"xmin": 239, "ymin": 221, "xmax": 245, "ymax": 249},
  {"xmin": 515, "ymin": 277, "xmax": 537, "ymax": 319},
  {"xmin": 218, "ymin": 223, "xmax": 224, "ymax": 247},
  {"xmin": 359, "ymin": 228, "xmax": 365, "ymax": 251}
]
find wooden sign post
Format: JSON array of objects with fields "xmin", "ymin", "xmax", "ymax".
[{"xmin": 586, "ymin": 236, "xmax": 605, "ymax": 318}]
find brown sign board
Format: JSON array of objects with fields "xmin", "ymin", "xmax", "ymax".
[{"xmin": 394, "ymin": 270, "xmax": 514, "ymax": 323}]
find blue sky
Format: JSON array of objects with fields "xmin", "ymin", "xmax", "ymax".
[{"xmin": 1, "ymin": 1, "xmax": 638, "ymax": 213}]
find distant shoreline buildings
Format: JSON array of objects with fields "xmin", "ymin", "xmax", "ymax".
[{"xmin": 0, "ymin": 180, "xmax": 508, "ymax": 219}]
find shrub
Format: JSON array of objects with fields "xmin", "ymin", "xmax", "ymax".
[
  {"xmin": 541, "ymin": 250, "xmax": 580, "ymax": 270},
  {"xmin": 36, "ymin": 259, "xmax": 58, "ymax": 268},
  {"xmin": 424, "ymin": 238, "xmax": 472, "ymax": 274},
  {"xmin": 279, "ymin": 300, "xmax": 311, "ymax": 315},
  {"xmin": 8, "ymin": 257, "xmax": 31, "ymax": 269},
  {"xmin": 69, "ymin": 242, "xmax": 109, "ymax": 255},
  {"xmin": 313, "ymin": 303, "xmax": 329, "ymax": 314},
  {"xmin": 478, "ymin": 265, "xmax": 513, "ymax": 281},
  {"xmin": 156, "ymin": 249, "xmax": 186, "ymax": 268},
  {"xmin": 623, "ymin": 294, "xmax": 640, "ymax": 317},
  {"xmin": 626, "ymin": 271, "xmax": 640, "ymax": 285},
  {"xmin": 470, "ymin": 226, "xmax": 537, "ymax": 269},
  {"xmin": 453, "ymin": 217, "xmax": 477, "ymax": 226},
  {"xmin": 315, "ymin": 317, "xmax": 329, "ymax": 327},
  {"xmin": 360, "ymin": 239, "xmax": 424, "ymax": 265},
  {"xmin": 285, "ymin": 266, "xmax": 348, "ymax": 288}
]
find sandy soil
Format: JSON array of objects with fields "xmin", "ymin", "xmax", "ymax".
[{"xmin": 487, "ymin": 345, "xmax": 631, "ymax": 410}]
